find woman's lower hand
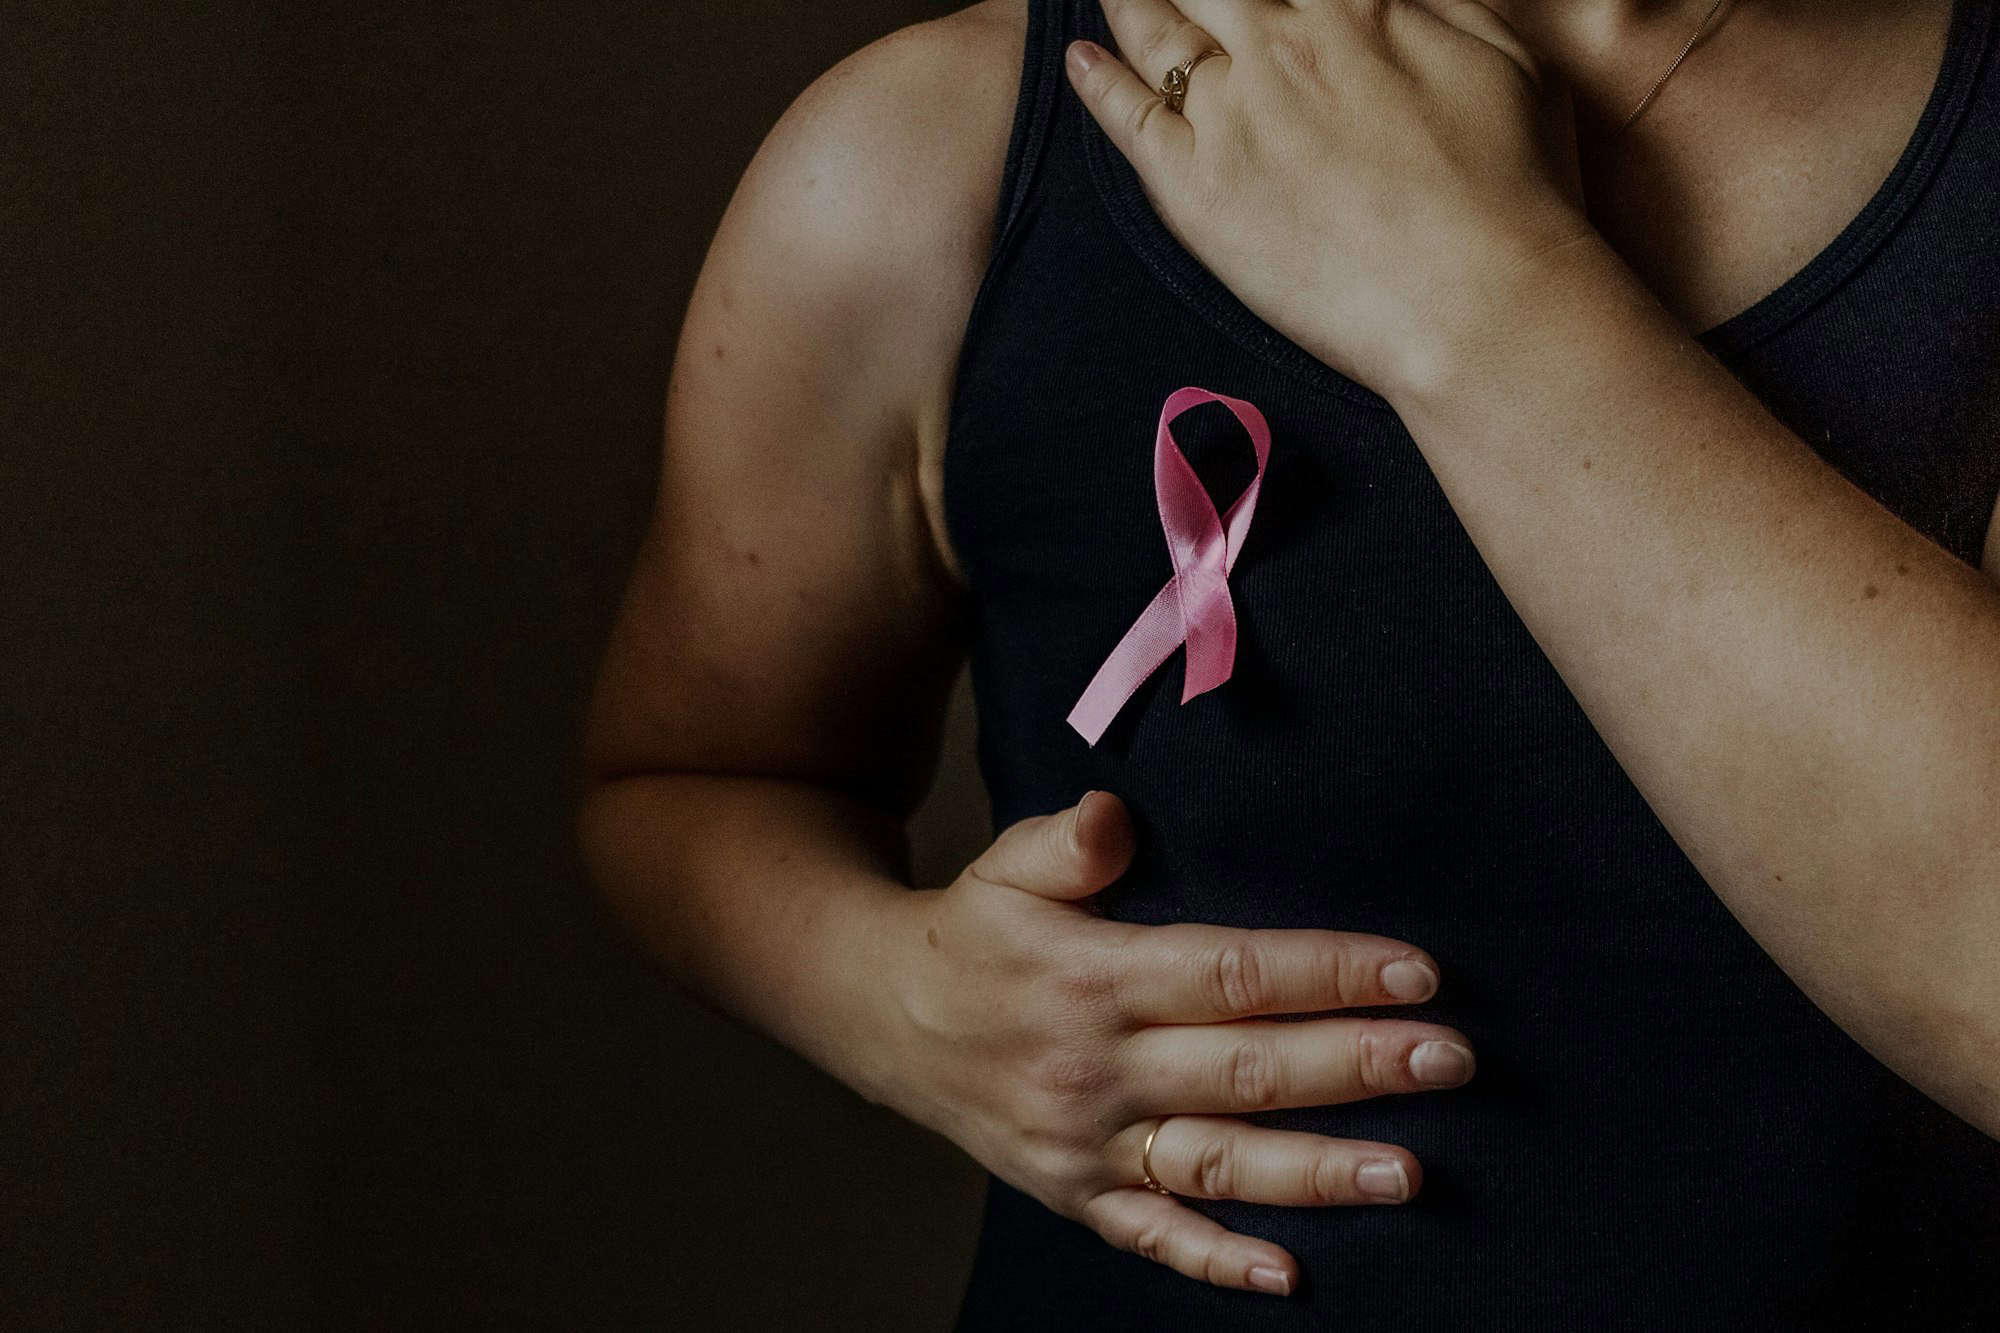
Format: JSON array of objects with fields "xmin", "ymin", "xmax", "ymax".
[
  {"xmin": 878, "ymin": 790, "xmax": 1476, "ymax": 1298},
  {"xmin": 1066, "ymin": 0, "xmax": 1600, "ymax": 402}
]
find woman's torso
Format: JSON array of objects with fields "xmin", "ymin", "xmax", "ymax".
[{"xmin": 928, "ymin": 0, "xmax": 2000, "ymax": 1326}]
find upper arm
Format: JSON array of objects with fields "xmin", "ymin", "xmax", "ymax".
[{"xmin": 579, "ymin": 3, "xmax": 1024, "ymax": 820}]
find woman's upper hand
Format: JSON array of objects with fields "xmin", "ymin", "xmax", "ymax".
[
  {"xmin": 876, "ymin": 789, "xmax": 1477, "ymax": 1299},
  {"xmin": 1066, "ymin": 0, "xmax": 1599, "ymax": 401}
]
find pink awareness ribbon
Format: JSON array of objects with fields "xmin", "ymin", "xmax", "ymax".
[{"xmin": 1067, "ymin": 386, "xmax": 1272, "ymax": 747}]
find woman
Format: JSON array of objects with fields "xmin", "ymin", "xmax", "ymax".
[{"xmin": 578, "ymin": 0, "xmax": 2000, "ymax": 1325}]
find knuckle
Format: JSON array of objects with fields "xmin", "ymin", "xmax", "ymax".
[
  {"xmin": 1323, "ymin": 942, "xmax": 1365, "ymax": 1008},
  {"xmin": 1191, "ymin": 1134, "xmax": 1234, "ymax": 1198},
  {"xmin": 1032, "ymin": 1140, "xmax": 1100, "ymax": 1195},
  {"xmin": 1223, "ymin": 1038, "xmax": 1281, "ymax": 1108},
  {"xmin": 1208, "ymin": 941, "xmax": 1266, "ymax": 1017},
  {"xmin": 1028, "ymin": 1044, "xmax": 1117, "ymax": 1106},
  {"xmin": 1051, "ymin": 945, "xmax": 1119, "ymax": 1007},
  {"xmin": 1126, "ymin": 92, "xmax": 1167, "ymax": 148},
  {"xmin": 1351, "ymin": 1024, "xmax": 1391, "ymax": 1096},
  {"xmin": 1305, "ymin": 1149, "xmax": 1348, "ymax": 1206},
  {"xmin": 1138, "ymin": 14, "xmax": 1182, "ymax": 67},
  {"xmin": 1016, "ymin": 1105, "xmax": 1099, "ymax": 1167},
  {"xmin": 1130, "ymin": 1217, "xmax": 1176, "ymax": 1266}
]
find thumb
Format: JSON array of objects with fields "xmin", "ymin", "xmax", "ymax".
[{"xmin": 963, "ymin": 790, "xmax": 1137, "ymax": 902}]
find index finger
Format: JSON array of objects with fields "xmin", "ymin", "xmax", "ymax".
[{"xmin": 1109, "ymin": 924, "xmax": 1442, "ymax": 1025}]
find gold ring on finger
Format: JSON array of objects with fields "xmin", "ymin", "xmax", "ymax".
[
  {"xmin": 1140, "ymin": 1117, "xmax": 1175, "ymax": 1196},
  {"xmin": 1158, "ymin": 48, "xmax": 1225, "ymax": 116}
]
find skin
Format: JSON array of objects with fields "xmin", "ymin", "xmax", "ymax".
[
  {"xmin": 1069, "ymin": 0, "xmax": 2000, "ymax": 1141},
  {"xmin": 577, "ymin": 0, "xmax": 2000, "ymax": 1303}
]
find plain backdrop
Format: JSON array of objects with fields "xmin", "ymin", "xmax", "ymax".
[{"xmin": 2, "ymin": 2, "xmax": 1000, "ymax": 1327}]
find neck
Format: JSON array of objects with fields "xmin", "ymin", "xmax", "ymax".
[
  {"xmin": 1487, "ymin": 0, "xmax": 1758, "ymax": 143},
  {"xmin": 1485, "ymin": 0, "xmax": 1733, "ymax": 37}
]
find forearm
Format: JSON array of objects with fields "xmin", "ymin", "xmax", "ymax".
[
  {"xmin": 1386, "ymin": 239, "xmax": 2000, "ymax": 1138},
  {"xmin": 575, "ymin": 770, "xmax": 925, "ymax": 1109}
]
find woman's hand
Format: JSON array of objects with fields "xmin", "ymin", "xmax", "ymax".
[
  {"xmin": 1067, "ymin": 0, "xmax": 1598, "ymax": 401},
  {"xmin": 876, "ymin": 790, "xmax": 1477, "ymax": 1298}
]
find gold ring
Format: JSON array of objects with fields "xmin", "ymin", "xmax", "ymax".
[
  {"xmin": 1158, "ymin": 48, "xmax": 1225, "ymax": 115},
  {"xmin": 1140, "ymin": 1118, "xmax": 1174, "ymax": 1195}
]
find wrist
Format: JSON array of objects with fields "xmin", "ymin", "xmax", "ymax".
[
  {"xmin": 819, "ymin": 881, "xmax": 944, "ymax": 1114},
  {"xmin": 1380, "ymin": 227, "xmax": 1643, "ymax": 421}
]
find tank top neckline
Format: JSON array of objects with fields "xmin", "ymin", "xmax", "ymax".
[{"xmin": 1071, "ymin": 0, "xmax": 1992, "ymax": 414}]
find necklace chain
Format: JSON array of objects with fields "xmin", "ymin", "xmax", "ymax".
[{"xmin": 1617, "ymin": 0, "xmax": 1735, "ymax": 135}]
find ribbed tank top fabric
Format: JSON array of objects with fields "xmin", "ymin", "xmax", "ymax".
[{"xmin": 940, "ymin": 1, "xmax": 2000, "ymax": 1328}]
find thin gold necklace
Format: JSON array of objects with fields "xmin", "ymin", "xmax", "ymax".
[{"xmin": 1616, "ymin": 0, "xmax": 1736, "ymax": 135}]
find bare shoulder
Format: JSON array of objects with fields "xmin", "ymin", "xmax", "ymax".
[
  {"xmin": 745, "ymin": 0, "xmax": 1026, "ymax": 261},
  {"xmin": 707, "ymin": 0, "xmax": 1030, "ymax": 588}
]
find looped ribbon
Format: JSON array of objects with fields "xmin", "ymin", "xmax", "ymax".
[{"xmin": 1067, "ymin": 386, "xmax": 1272, "ymax": 746}]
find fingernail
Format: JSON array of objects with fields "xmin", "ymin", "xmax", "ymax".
[
  {"xmin": 1410, "ymin": 1040, "xmax": 1475, "ymax": 1086},
  {"xmin": 1247, "ymin": 1265, "xmax": 1291, "ymax": 1296},
  {"xmin": 1380, "ymin": 960, "xmax": 1437, "ymax": 1003},
  {"xmin": 1357, "ymin": 1159, "xmax": 1409, "ymax": 1202},
  {"xmin": 1068, "ymin": 40, "xmax": 1105, "ymax": 74}
]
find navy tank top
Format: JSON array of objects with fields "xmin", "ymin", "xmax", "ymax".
[{"xmin": 941, "ymin": 0, "xmax": 2000, "ymax": 1327}]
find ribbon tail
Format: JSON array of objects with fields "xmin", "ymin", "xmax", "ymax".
[{"xmin": 1066, "ymin": 577, "xmax": 1188, "ymax": 746}]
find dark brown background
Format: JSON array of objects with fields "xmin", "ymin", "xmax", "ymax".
[{"xmin": 2, "ymin": 2, "xmax": 1000, "ymax": 1327}]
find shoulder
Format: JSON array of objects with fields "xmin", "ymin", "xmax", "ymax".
[
  {"xmin": 780, "ymin": 0, "xmax": 1030, "ymax": 144},
  {"xmin": 695, "ymin": 0, "xmax": 1031, "ymax": 587},
  {"xmin": 715, "ymin": 0, "xmax": 1028, "ymax": 370},
  {"xmin": 776, "ymin": 0, "xmax": 1029, "ymax": 183}
]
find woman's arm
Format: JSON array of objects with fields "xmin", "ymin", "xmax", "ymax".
[
  {"xmin": 1066, "ymin": 0, "xmax": 2000, "ymax": 1140},
  {"xmin": 1386, "ymin": 239, "xmax": 2000, "ymax": 1143},
  {"xmin": 574, "ymin": 2, "xmax": 1022, "ymax": 1106}
]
